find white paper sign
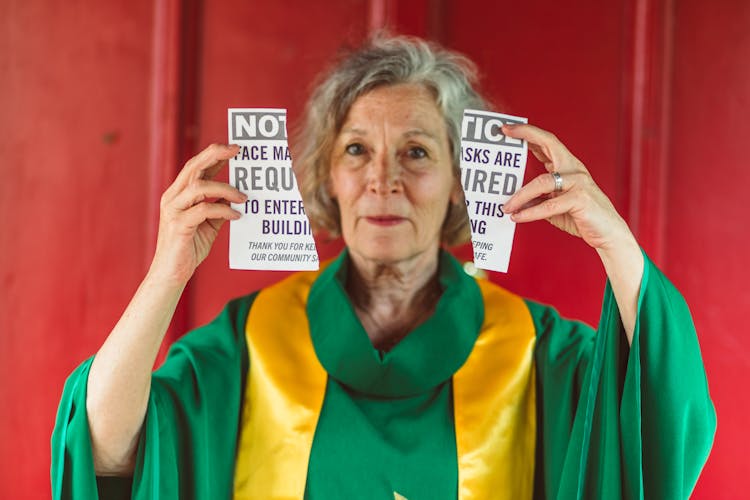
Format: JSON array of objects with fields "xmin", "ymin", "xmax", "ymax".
[
  {"xmin": 460, "ymin": 109, "xmax": 528, "ymax": 273},
  {"xmin": 227, "ymin": 108, "xmax": 319, "ymax": 270}
]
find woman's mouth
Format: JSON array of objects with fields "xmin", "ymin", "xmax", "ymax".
[{"xmin": 364, "ymin": 215, "xmax": 406, "ymax": 227}]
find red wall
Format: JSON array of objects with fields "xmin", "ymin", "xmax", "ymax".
[
  {"xmin": 1, "ymin": 0, "xmax": 746, "ymax": 497},
  {"xmin": 666, "ymin": 0, "xmax": 750, "ymax": 493},
  {"xmin": 0, "ymin": 0, "xmax": 154, "ymax": 495}
]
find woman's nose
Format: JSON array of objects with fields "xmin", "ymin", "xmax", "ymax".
[{"xmin": 367, "ymin": 151, "xmax": 402, "ymax": 194}]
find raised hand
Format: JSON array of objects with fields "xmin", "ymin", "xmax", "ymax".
[
  {"xmin": 501, "ymin": 124, "xmax": 643, "ymax": 343},
  {"xmin": 150, "ymin": 143, "xmax": 246, "ymax": 285},
  {"xmin": 501, "ymin": 124, "xmax": 632, "ymax": 253}
]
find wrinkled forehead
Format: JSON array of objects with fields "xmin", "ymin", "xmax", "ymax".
[{"xmin": 337, "ymin": 83, "xmax": 449, "ymax": 140}]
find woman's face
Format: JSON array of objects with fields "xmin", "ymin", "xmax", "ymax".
[{"xmin": 329, "ymin": 83, "xmax": 460, "ymax": 265}]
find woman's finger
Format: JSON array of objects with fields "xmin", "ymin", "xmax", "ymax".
[
  {"xmin": 504, "ymin": 172, "xmax": 559, "ymax": 213},
  {"xmin": 173, "ymin": 143, "xmax": 240, "ymax": 190},
  {"xmin": 177, "ymin": 201, "xmax": 242, "ymax": 231},
  {"xmin": 502, "ymin": 124, "xmax": 585, "ymax": 175},
  {"xmin": 502, "ymin": 124, "xmax": 565, "ymax": 168},
  {"xmin": 504, "ymin": 171, "xmax": 584, "ymax": 214},
  {"xmin": 528, "ymin": 143, "xmax": 552, "ymax": 164},
  {"xmin": 509, "ymin": 190, "xmax": 578, "ymax": 224},
  {"xmin": 168, "ymin": 179, "xmax": 247, "ymax": 211}
]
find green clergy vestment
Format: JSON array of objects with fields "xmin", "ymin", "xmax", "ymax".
[{"xmin": 51, "ymin": 250, "xmax": 716, "ymax": 499}]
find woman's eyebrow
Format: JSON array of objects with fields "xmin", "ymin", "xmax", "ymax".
[
  {"xmin": 404, "ymin": 129, "xmax": 439, "ymax": 142},
  {"xmin": 340, "ymin": 127, "xmax": 367, "ymax": 136}
]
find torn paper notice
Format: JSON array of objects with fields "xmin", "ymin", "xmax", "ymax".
[
  {"xmin": 460, "ymin": 109, "xmax": 528, "ymax": 273},
  {"xmin": 228, "ymin": 108, "xmax": 319, "ymax": 270}
]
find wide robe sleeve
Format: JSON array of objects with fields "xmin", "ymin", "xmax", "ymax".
[
  {"xmin": 51, "ymin": 294, "xmax": 256, "ymax": 500},
  {"xmin": 529, "ymin": 252, "xmax": 716, "ymax": 499}
]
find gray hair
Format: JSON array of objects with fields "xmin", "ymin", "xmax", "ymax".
[{"xmin": 294, "ymin": 34, "xmax": 488, "ymax": 246}]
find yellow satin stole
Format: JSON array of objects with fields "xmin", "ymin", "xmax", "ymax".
[
  {"xmin": 452, "ymin": 279, "xmax": 536, "ymax": 498},
  {"xmin": 233, "ymin": 270, "xmax": 536, "ymax": 499}
]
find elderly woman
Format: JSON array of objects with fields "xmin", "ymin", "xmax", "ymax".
[{"xmin": 52, "ymin": 36, "xmax": 715, "ymax": 499}]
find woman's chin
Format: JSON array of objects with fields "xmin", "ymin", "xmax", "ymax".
[
  {"xmin": 348, "ymin": 238, "xmax": 437, "ymax": 267},
  {"xmin": 349, "ymin": 238, "xmax": 412, "ymax": 264}
]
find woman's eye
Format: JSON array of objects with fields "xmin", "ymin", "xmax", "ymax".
[
  {"xmin": 345, "ymin": 143, "xmax": 365, "ymax": 155},
  {"xmin": 407, "ymin": 146, "xmax": 428, "ymax": 159}
]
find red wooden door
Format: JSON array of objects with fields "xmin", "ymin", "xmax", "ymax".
[
  {"xmin": 665, "ymin": 1, "xmax": 750, "ymax": 494},
  {"xmin": 1, "ymin": 0, "xmax": 746, "ymax": 497},
  {"xmin": 0, "ymin": 0, "xmax": 155, "ymax": 496}
]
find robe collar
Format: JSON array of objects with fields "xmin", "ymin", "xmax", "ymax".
[{"xmin": 306, "ymin": 249, "xmax": 484, "ymax": 398}]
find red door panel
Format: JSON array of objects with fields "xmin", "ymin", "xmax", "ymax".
[
  {"xmin": 667, "ymin": 0, "xmax": 750, "ymax": 496},
  {"xmin": 0, "ymin": 0, "xmax": 154, "ymax": 496}
]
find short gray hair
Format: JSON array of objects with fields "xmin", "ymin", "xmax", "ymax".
[{"xmin": 295, "ymin": 34, "xmax": 488, "ymax": 246}]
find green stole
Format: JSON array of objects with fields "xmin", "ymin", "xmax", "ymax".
[{"xmin": 233, "ymin": 251, "xmax": 536, "ymax": 499}]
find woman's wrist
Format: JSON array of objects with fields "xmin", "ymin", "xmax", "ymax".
[
  {"xmin": 595, "ymin": 230, "xmax": 644, "ymax": 344},
  {"xmin": 595, "ymin": 228, "xmax": 643, "ymax": 277},
  {"xmin": 144, "ymin": 254, "xmax": 194, "ymax": 292}
]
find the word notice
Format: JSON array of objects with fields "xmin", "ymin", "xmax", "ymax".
[{"xmin": 228, "ymin": 108, "xmax": 319, "ymax": 270}]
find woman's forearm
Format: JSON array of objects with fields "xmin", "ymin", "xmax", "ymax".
[
  {"xmin": 85, "ymin": 270, "xmax": 186, "ymax": 475},
  {"xmin": 596, "ymin": 234, "xmax": 644, "ymax": 346},
  {"xmin": 84, "ymin": 143, "xmax": 242, "ymax": 475}
]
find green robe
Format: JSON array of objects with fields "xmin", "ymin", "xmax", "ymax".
[{"xmin": 51, "ymin": 250, "xmax": 716, "ymax": 499}]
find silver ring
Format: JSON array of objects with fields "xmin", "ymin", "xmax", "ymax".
[{"xmin": 551, "ymin": 171, "xmax": 563, "ymax": 192}]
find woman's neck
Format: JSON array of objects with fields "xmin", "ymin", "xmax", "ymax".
[{"xmin": 346, "ymin": 249, "xmax": 443, "ymax": 351}]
